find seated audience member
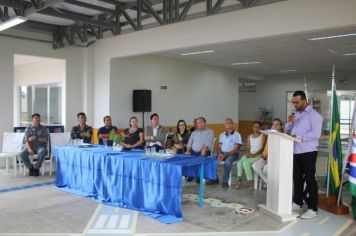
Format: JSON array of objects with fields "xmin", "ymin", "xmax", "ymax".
[
  {"xmin": 144, "ymin": 113, "xmax": 166, "ymax": 152},
  {"xmin": 206, "ymin": 118, "xmax": 242, "ymax": 187},
  {"xmin": 98, "ymin": 115, "xmax": 118, "ymax": 146},
  {"xmin": 172, "ymin": 119, "xmax": 190, "ymax": 154},
  {"xmin": 186, "ymin": 117, "xmax": 215, "ymax": 157},
  {"xmin": 20, "ymin": 113, "xmax": 49, "ymax": 176},
  {"xmin": 71, "ymin": 112, "xmax": 93, "ymax": 143},
  {"xmin": 189, "ymin": 118, "xmax": 198, "ymax": 133},
  {"xmin": 123, "ymin": 116, "xmax": 144, "ymax": 149},
  {"xmin": 252, "ymin": 118, "xmax": 284, "ymax": 186},
  {"xmin": 185, "ymin": 117, "xmax": 215, "ymax": 183},
  {"xmin": 235, "ymin": 121, "xmax": 266, "ymax": 190}
]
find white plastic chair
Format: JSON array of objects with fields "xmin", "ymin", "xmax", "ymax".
[
  {"xmin": 254, "ymin": 171, "xmax": 263, "ymax": 190},
  {"xmin": 0, "ymin": 132, "xmax": 25, "ymax": 175},
  {"xmin": 202, "ymin": 137, "xmax": 216, "ymax": 184},
  {"xmin": 209, "ymin": 137, "xmax": 216, "ymax": 157},
  {"xmin": 49, "ymin": 132, "xmax": 70, "ymax": 175}
]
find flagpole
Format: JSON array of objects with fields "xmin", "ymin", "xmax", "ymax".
[
  {"xmin": 337, "ymin": 101, "xmax": 356, "ymax": 205},
  {"xmin": 304, "ymin": 76, "xmax": 309, "ymax": 103},
  {"xmin": 326, "ymin": 66, "xmax": 335, "ymax": 197}
]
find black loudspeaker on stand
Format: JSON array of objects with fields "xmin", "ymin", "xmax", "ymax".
[{"xmin": 133, "ymin": 89, "xmax": 152, "ymax": 128}]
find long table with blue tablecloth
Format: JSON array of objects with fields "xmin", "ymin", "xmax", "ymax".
[{"xmin": 54, "ymin": 145, "xmax": 217, "ymax": 223}]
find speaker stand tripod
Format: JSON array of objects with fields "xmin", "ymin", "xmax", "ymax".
[{"xmin": 142, "ymin": 111, "xmax": 145, "ymax": 129}]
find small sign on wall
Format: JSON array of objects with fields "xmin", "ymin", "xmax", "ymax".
[{"xmin": 239, "ymin": 81, "xmax": 256, "ymax": 92}]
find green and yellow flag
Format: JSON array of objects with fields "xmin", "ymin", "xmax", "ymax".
[{"xmin": 328, "ymin": 84, "xmax": 343, "ymax": 195}]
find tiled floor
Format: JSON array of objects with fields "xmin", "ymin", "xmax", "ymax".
[{"xmin": 0, "ymin": 163, "xmax": 355, "ymax": 236}]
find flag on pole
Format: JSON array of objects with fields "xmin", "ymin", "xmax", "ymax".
[
  {"xmin": 348, "ymin": 113, "xmax": 356, "ymax": 219},
  {"xmin": 328, "ymin": 83, "xmax": 343, "ymax": 195}
]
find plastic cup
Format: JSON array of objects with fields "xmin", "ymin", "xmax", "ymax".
[
  {"xmin": 151, "ymin": 147, "xmax": 156, "ymax": 155},
  {"xmin": 145, "ymin": 148, "xmax": 151, "ymax": 156},
  {"xmin": 159, "ymin": 149, "xmax": 164, "ymax": 156}
]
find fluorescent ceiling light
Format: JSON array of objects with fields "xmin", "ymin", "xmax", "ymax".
[
  {"xmin": 308, "ymin": 33, "xmax": 356, "ymax": 41},
  {"xmin": 344, "ymin": 52, "xmax": 356, "ymax": 56},
  {"xmin": 280, "ymin": 69, "xmax": 297, "ymax": 72},
  {"xmin": 0, "ymin": 16, "xmax": 28, "ymax": 32},
  {"xmin": 180, "ymin": 50, "xmax": 215, "ymax": 56},
  {"xmin": 230, "ymin": 61, "xmax": 261, "ymax": 65}
]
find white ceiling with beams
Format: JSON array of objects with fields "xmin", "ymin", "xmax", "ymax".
[
  {"xmin": 155, "ymin": 26, "xmax": 356, "ymax": 76},
  {"xmin": 1, "ymin": 0, "xmax": 277, "ymax": 48},
  {"xmin": 1, "ymin": 0, "xmax": 355, "ymax": 76}
]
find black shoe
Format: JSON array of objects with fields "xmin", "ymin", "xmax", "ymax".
[
  {"xmin": 222, "ymin": 182, "xmax": 229, "ymax": 188},
  {"xmin": 29, "ymin": 167, "xmax": 34, "ymax": 176},
  {"xmin": 186, "ymin": 177, "xmax": 193, "ymax": 182},
  {"xmin": 33, "ymin": 169, "xmax": 40, "ymax": 177},
  {"xmin": 206, "ymin": 179, "xmax": 219, "ymax": 185},
  {"xmin": 196, "ymin": 178, "xmax": 200, "ymax": 184}
]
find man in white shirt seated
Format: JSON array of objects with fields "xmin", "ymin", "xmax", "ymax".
[
  {"xmin": 144, "ymin": 113, "xmax": 166, "ymax": 152},
  {"xmin": 206, "ymin": 118, "xmax": 242, "ymax": 187}
]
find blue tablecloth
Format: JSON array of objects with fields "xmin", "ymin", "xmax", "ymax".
[{"xmin": 54, "ymin": 146, "xmax": 217, "ymax": 223}]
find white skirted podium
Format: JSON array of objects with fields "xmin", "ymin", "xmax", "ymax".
[{"xmin": 258, "ymin": 130, "xmax": 300, "ymax": 222}]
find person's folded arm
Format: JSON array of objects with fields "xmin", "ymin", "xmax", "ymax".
[
  {"xmin": 37, "ymin": 137, "xmax": 48, "ymax": 143},
  {"xmin": 132, "ymin": 132, "xmax": 144, "ymax": 148},
  {"xmin": 227, "ymin": 143, "xmax": 240, "ymax": 157},
  {"xmin": 37, "ymin": 129, "xmax": 49, "ymax": 143}
]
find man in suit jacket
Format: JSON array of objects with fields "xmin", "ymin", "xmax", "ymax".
[{"xmin": 144, "ymin": 113, "xmax": 166, "ymax": 152}]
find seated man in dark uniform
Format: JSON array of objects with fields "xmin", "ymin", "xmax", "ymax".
[{"xmin": 20, "ymin": 113, "xmax": 49, "ymax": 176}]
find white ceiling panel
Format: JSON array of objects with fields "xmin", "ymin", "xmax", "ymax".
[{"xmin": 154, "ymin": 26, "xmax": 356, "ymax": 76}]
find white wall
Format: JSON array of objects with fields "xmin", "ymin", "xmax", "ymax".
[
  {"xmin": 238, "ymin": 70, "xmax": 356, "ymax": 121},
  {"xmin": 0, "ymin": 36, "xmax": 89, "ymax": 154},
  {"xmin": 13, "ymin": 58, "xmax": 66, "ymax": 126},
  {"xmin": 14, "ymin": 58, "xmax": 65, "ymax": 86},
  {"xmin": 93, "ymin": 0, "xmax": 356, "ymax": 127},
  {"xmin": 109, "ymin": 55, "xmax": 239, "ymax": 127}
]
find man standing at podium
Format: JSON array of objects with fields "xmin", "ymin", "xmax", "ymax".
[{"xmin": 285, "ymin": 90, "xmax": 323, "ymax": 219}]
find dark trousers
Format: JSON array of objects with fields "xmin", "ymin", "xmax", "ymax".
[
  {"xmin": 186, "ymin": 150, "xmax": 212, "ymax": 182},
  {"xmin": 293, "ymin": 151, "xmax": 318, "ymax": 211},
  {"xmin": 191, "ymin": 150, "xmax": 211, "ymax": 157}
]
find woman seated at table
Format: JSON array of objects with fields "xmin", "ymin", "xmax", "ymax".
[
  {"xmin": 122, "ymin": 116, "xmax": 144, "ymax": 149},
  {"xmin": 98, "ymin": 115, "xmax": 119, "ymax": 146},
  {"xmin": 172, "ymin": 119, "xmax": 189, "ymax": 154}
]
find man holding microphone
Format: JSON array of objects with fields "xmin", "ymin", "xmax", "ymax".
[{"xmin": 285, "ymin": 90, "xmax": 323, "ymax": 219}]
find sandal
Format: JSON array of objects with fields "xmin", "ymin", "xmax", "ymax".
[
  {"xmin": 234, "ymin": 181, "xmax": 242, "ymax": 189},
  {"xmin": 248, "ymin": 180, "xmax": 254, "ymax": 191}
]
